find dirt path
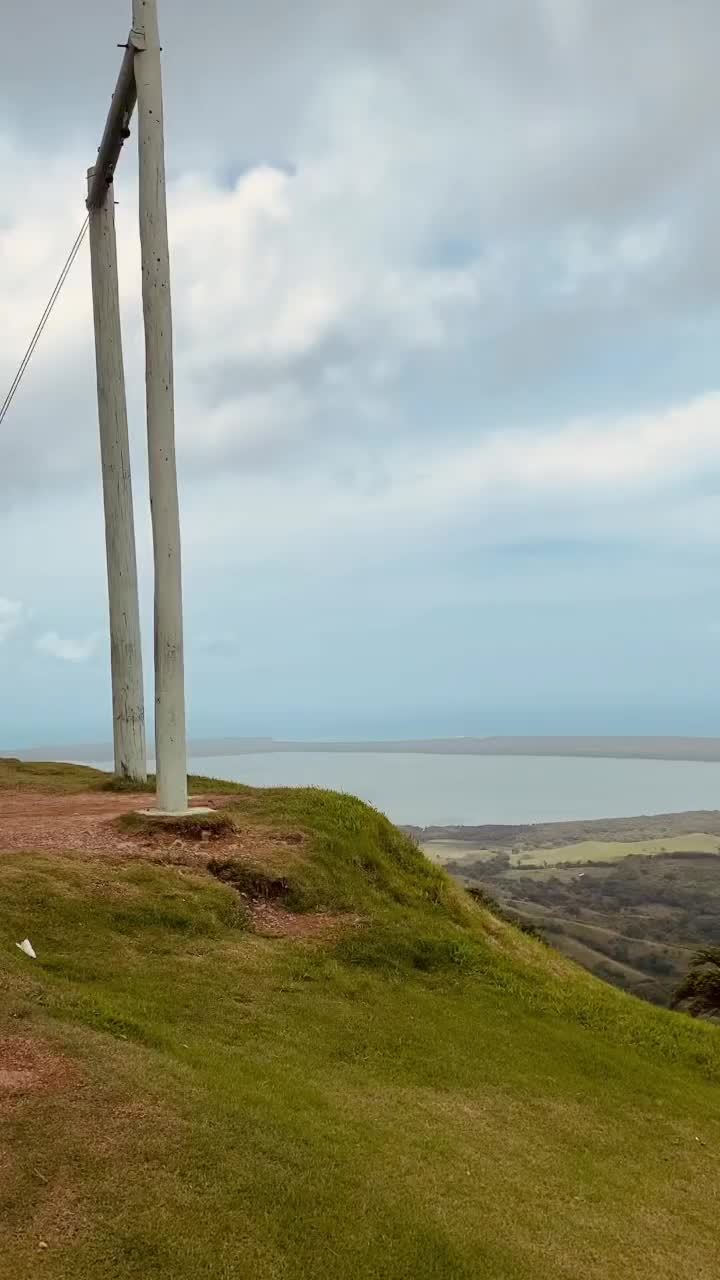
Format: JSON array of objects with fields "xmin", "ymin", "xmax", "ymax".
[{"xmin": 0, "ymin": 790, "xmax": 220, "ymax": 857}]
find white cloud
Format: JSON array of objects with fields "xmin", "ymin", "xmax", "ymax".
[
  {"xmin": 1, "ymin": 1, "xmax": 720, "ymax": 658},
  {"xmin": 168, "ymin": 161, "xmax": 481, "ymax": 386},
  {"xmin": 403, "ymin": 391, "xmax": 720, "ymax": 508},
  {"xmin": 5, "ymin": 0, "xmax": 720, "ymax": 508},
  {"xmin": 179, "ymin": 389, "xmax": 720, "ymax": 565},
  {"xmin": 35, "ymin": 630, "xmax": 100, "ymax": 663},
  {"xmin": 0, "ymin": 597, "xmax": 24, "ymax": 643}
]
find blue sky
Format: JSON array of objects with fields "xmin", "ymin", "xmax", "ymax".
[{"xmin": 2, "ymin": 0, "xmax": 720, "ymax": 747}]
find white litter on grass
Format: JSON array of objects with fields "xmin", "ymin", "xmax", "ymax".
[{"xmin": 16, "ymin": 938, "xmax": 37, "ymax": 959}]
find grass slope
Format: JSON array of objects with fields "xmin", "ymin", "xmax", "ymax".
[{"xmin": 1, "ymin": 761, "xmax": 719, "ymax": 1279}]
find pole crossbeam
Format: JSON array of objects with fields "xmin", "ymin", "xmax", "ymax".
[{"xmin": 87, "ymin": 38, "xmax": 137, "ymax": 211}]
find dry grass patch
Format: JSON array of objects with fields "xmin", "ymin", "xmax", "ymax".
[{"xmin": 0, "ymin": 1036, "xmax": 75, "ymax": 1100}]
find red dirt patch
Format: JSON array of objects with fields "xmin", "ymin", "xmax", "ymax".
[
  {"xmin": 0, "ymin": 1037, "xmax": 74, "ymax": 1096},
  {"xmin": 125, "ymin": 822, "xmax": 306, "ymax": 866},
  {"xmin": 0, "ymin": 790, "xmax": 309, "ymax": 871},
  {"xmin": 251, "ymin": 902, "xmax": 361, "ymax": 939},
  {"xmin": 0, "ymin": 790, "xmax": 228, "ymax": 860},
  {"xmin": 0, "ymin": 790, "xmax": 161, "ymax": 857}
]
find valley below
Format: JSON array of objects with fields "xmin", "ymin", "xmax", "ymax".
[{"xmin": 407, "ymin": 810, "xmax": 720, "ymax": 1006}]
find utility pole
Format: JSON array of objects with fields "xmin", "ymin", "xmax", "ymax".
[
  {"xmin": 87, "ymin": 173, "xmax": 147, "ymax": 783},
  {"xmin": 87, "ymin": 0, "xmax": 196, "ymax": 813},
  {"xmin": 132, "ymin": 0, "xmax": 188, "ymax": 812}
]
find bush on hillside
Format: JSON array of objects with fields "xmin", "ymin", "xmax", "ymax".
[{"xmin": 672, "ymin": 946, "xmax": 720, "ymax": 1018}]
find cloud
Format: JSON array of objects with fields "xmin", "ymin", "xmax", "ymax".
[
  {"xmin": 2, "ymin": 0, "xmax": 720, "ymax": 508},
  {"xmin": 391, "ymin": 391, "xmax": 720, "ymax": 514},
  {"xmin": 35, "ymin": 630, "xmax": 100, "ymax": 663},
  {"xmin": 177, "ymin": 389, "xmax": 720, "ymax": 569},
  {"xmin": 2, "ymin": 1, "xmax": 720, "ymax": 742},
  {"xmin": 0, "ymin": 597, "xmax": 24, "ymax": 643}
]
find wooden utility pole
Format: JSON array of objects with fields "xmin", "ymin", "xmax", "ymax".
[{"xmin": 87, "ymin": 173, "xmax": 147, "ymax": 783}]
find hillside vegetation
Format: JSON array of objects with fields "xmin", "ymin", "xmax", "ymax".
[
  {"xmin": 417, "ymin": 814, "xmax": 720, "ymax": 1006},
  {"xmin": 1, "ymin": 760, "xmax": 719, "ymax": 1279},
  {"xmin": 411, "ymin": 810, "xmax": 720, "ymax": 851}
]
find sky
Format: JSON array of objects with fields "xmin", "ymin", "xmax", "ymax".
[{"xmin": 1, "ymin": 0, "xmax": 720, "ymax": 748}]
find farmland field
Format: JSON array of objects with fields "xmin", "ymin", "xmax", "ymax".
[{"xmin": 424, "ymin": 832, "xmax": 720, "ymax": 868}]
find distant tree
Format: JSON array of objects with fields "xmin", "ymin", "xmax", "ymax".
[
  {"xmin": 484, "ymin": 851, "xmax": 511, "ymax": 878},
  {"xmin": 671, "ymin": 947, "xmax": 720, "ymax": 1017}
]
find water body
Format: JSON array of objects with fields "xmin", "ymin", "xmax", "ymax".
[{"xmin": 146, "ymin": 752, "xmax": 720, "ymax": 827}]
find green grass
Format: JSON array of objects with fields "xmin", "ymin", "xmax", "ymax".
[
  {"xmin": 421, "ymin": 838, "xmax": 500, "ymax": 863},
  {"xmin": 2, "ymin": 762, "xmax": 720, "ymax": 1278},
  {"xmin": 0, "ymin": 755, "xmax": 249, "ymax": 797},
  {"xmin": 0, "ymin": 757, "xmax": 114, "ymax": 793},
  {"xmin": 116, "ymin": 808, "xmax": 237, "ymax": 839},
  {"xmin": 523, "ymin": 834, "xmax": 720, "ymax": 863}
]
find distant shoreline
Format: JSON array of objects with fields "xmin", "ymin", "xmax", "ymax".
[
  {"xmin": 7, "ymin": 734, "xmax": 720, "ymax": 764},
  {"xmin": 401, "ymin": 809, "xmax": 720, "ymax": 846}
]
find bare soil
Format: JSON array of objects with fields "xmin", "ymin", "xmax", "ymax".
[
  {"xmin": 250, "ymin": 901, "xmax": 361, "ymax": 939},
  {"xmin": 0, "ymin": 1037, "xmax": 75, "ymax": 1097},
  {"xmin": 0, "ymin": 790, "xmax": 239, "ymax": 860},
  {"xmin": 0, "ymin": 788, "xmax": 354, "ymax": 940}
]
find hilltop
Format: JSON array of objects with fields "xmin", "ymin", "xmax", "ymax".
[{"xmin": 1, "ymin": 759, "xmax": 719, "ymax": 1279}]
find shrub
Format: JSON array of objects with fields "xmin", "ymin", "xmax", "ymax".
[{"xmin": 672, "ymin": 947, "xmax": 720, "ymax": 1017}]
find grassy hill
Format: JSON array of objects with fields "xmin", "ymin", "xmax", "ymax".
[{"xmin": 1, "ymin": 760, "xmax": 719, "ymax": 1279}]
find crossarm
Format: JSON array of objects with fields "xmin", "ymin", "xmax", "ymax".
[{"xmin": 86, "ymin": 36, "xmax": 137, "ymax": 209}]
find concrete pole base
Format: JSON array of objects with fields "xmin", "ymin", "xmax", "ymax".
[{"xmin": 137, "ymin": 806, "xmax": 216, "ymax": 819}]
